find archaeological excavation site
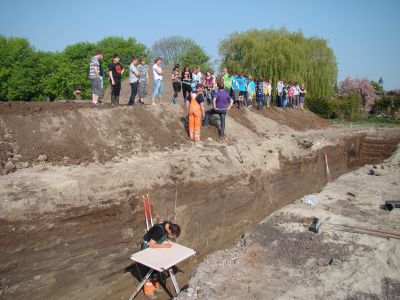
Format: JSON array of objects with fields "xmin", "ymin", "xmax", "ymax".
[{"xmin": 1, "ymin": 79, "xmax": 400, "ymax": 300}]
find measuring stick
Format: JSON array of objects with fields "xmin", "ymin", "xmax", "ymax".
[
  {"xmin": 142, "ymin": 196, "xmax": 149, "ymax": 230},
  {"xmin": 147, "ymin": 193, "xmax": 154, "ymax": 227},
  {"xmin": 324, "ymin": 151, "xmax": 332, "ymax": 183}
]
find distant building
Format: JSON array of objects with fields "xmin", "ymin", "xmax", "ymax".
[{"xmin": 378, "ymin": 77, "xmax": 384, "ymax": 90}]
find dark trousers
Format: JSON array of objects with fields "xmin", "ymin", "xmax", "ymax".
[
  {"xmin": 257, "ymin": 96, "xmax": 264, "ymax": 110},
  {"xmin": 288, "ymin": 96, "xmax": 294, "ymax": 108},
  {"xmin": 277, "ymin": 94, "xmax": 282, "ymax": 107},
  {"xmin": 204, "ymin": 109, "xmax": 227, "ymax": 137},
  {"xmin": 240, "ymin": 91, "xmax": 247, "ymax": 106},
  {"xmin": 111, "ymin": 81, "xmax": 121, "ymax": 97},
  {"xmin": 128, "ymin": 82, "xmax": 138, "ymax": 106},
  {"xmin": 182, "ymin": 81, "xmax": 191, "ymax": 100}
]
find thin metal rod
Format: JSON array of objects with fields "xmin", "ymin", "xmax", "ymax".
[
  {"xmin": 142, "ymin": 196, "xmax": 149, "ymax": 230},
  {"xmin": 169, "ymin": 268, "xmax": 180, "ymax": 295},
  {"xmin": 174, "ymin": 186, "xmax": 177, "ymax": 223},
  {"xmin": 147, "ymin": 193, "xmax": 154, "ymax": 227},
  {"xmin": 128, "ymin": 269, "xmax": 153, "ymax": 300}
]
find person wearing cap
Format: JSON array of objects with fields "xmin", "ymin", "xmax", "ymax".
[{"xmin": 186, "ymin": 83, "xmax": 206, "ymax": 142}]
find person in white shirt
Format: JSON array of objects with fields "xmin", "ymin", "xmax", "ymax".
[
  {"xmin": 191, "ymin": 67, "xmax": 201, "ymax": 92},
  {"xmin": 152, "ymin": 57, "xmax": 163, "ymax": 105},
  {"xmin": 197, "ymin": 67, "xmax": 203, "ymax": 84},
  {"xmin": 128, "ymin": 56, "xmax": 139, "ymax": 107},
  {"xmin": 276, "ymin": 79, "xmax": 285, "ymax": 107},
  {"xmin": 293, "ymin": 82, "xmax": 300, "ymax": 108}
]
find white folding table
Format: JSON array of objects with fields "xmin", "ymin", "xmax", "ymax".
[{"xmin": 128, "ymin": 242, "xmax": 196, "ymax": 299}]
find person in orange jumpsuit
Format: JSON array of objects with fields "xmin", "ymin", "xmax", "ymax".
[{"xmin": 186, "ymin": 83, "xmax": 205, "ymax": 142}]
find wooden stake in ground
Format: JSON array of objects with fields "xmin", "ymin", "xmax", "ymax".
[{"xmin": 324, "ymin": 151, "xmax": 332, "ymax": 183}]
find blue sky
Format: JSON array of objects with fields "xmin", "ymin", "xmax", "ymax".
[{"xmin": 1, "ymin": 0, "xmax": 399, "ymax": 90}]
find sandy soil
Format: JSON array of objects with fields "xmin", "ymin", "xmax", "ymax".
[
  {"xmin": 1, "ymin": 71, "xmax": 400, "ymax": 300},
  {"xmin": 178, "ymin": 148, "xmax": 400, "ymax": 300}
]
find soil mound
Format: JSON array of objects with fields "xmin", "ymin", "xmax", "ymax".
[
  {"xmin": 0, "ymin": 99, "xmax": 330, "ymax": 174},
  {"xmin": 0, "ymin": 65, "xmax": 330, "ymax": 174}
]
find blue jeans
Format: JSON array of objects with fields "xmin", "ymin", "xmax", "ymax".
[
  {"xmin": 277, "ymin": 94, "xmax": 282, "ymax": 107},
  {"xmin": 152, "ymin": 79, "xmax": 163, "ymax": 98},
  {"xmin": 282, "ymin": 96, "xmax": 288, "ymax": 108}
]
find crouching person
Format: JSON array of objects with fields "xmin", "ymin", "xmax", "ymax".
[
  {"xmin": 141, "ymin": 221, "xmax": 181, "ymax": 250},
  {"xmin": 140, "ymin": 221, "xmax": 181, "ymax": 298},
  {"xmin": 203, "ymin": 82, "xmax": 233, "ymax": 139}
]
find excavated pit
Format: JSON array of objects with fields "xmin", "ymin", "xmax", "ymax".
[{"xmin": 1, "ymin": 65, "xmax": 399, "ymax": 299}]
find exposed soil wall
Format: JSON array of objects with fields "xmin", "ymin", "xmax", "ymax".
[
  {"xmin": 1, "ymin": 135, "xmax": 399, "ymax": 299},
  {"xmin": 178, "ymin": 148, "xmax": 400, "ymax": 300},
  {"xmin": 0, "ymin": 101, "xmax": 399, "ymax": 299}
]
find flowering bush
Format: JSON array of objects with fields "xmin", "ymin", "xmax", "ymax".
[{"xmin": 338, "ymin": 77, "xmax": 378, "ymax": 110}]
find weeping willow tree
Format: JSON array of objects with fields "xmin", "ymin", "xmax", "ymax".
[{"xmin": 219, "ymin": 28, "xmax": 338, "ymax": 98}]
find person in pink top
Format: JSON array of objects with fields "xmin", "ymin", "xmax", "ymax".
[
  {"xmin": 204, "ymin": 69, "xmax": 215, "ymax": 104},
  {"xmin": 287, "ymin": 82, "xmax": 294, "ymax": 108}
]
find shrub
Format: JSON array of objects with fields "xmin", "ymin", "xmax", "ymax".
[
  {"xmin": 335, "ymin": 94, "xmax": 362, "ymax": 121},
  {"xmin": 371, "ymin": 96, "xmax": 400, "ymax": 119},
  {"xmin": 338, "ymin": 77, "xmax": 378, "ymax": 111},
  {"xmin": 306, "ymin": 97, "xmax": 336, "ymax": 119},
  {"xmin": 307, "ymin": 94, "xmax": 362, "ymax": 121}
]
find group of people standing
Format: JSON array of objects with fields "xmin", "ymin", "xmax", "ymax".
[
  {"xmin": 275, "ymin": 79, "xmax": 306, "ymax": 109},
  {"xmin": 169, "ymin": 65, "xmax": 234, "ymax": 141},
  {"xmin": 88, "ymin": 52, "xmax": 306, "ymax": 142},
  {"xmin": 169, "ymin": 66, "xmax": 306, "ymax": 110},
  {"xmin": 169, "ymin": 66, "xmax": 306, "ymax": 141},
  {"xmin": 88, "ymin": 51, "xmax": 160, "ymax": 106}
]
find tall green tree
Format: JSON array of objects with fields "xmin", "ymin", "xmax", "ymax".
[
  {"xmin": 370, "ymin": 80, "xmax": 383, "ymax": 93},
  {"xmin": 219, "ymin": 28, "xmax": 338, "ymax": 98},
  {"xmin": 0, "ymin": 35, "xmax": 149, "ymax": 100},
  {"xmin": 0, "ymin": 36, "xmax": 40, "ymax": 100},
  {"xmin": 151, "ymin": 36, "xmax": 211, "ymax": 70}
]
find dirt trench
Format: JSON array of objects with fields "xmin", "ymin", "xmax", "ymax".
[{"xmin": 1, "ymin": 131, "xmax": 399, "ymax": 300}]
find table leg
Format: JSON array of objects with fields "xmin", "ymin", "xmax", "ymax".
[
  {"xmin": 169, "ymin": 268, "xmax": 180, "ymax": 295},
  {"xmin": 128, "ymin": 269, "xmax": 153, "ymax": 300}
]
